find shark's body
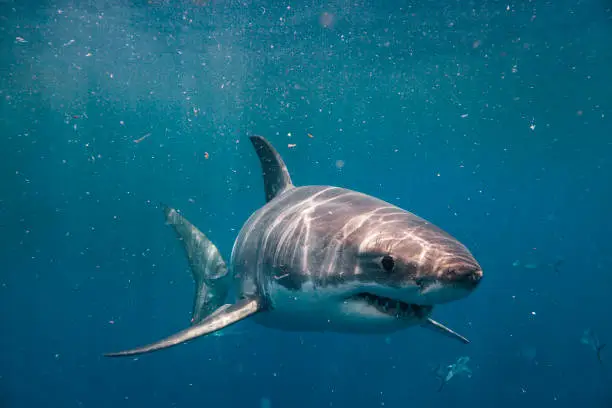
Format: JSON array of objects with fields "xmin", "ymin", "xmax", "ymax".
[{"xmin": 105, "ymin": 136, "xmax": 483, "ymax": 357}]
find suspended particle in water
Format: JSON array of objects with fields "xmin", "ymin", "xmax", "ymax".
[{"xmin": 335, "ymin": 159, "xmax": 345, "ymax": 169}]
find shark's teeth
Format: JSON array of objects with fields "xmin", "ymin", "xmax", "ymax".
[{"xmin": 351, "ymin": 293, "xmax": 431, "ymax": 319}]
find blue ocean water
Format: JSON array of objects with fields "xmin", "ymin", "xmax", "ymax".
[{"xmin": 1, "ymin": 0, "xmax": 611, "ymax": 407}]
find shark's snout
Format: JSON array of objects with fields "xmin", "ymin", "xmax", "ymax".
[
  {"xmin": 440, "ymin": 266, "xmax": 483, "ymax": 289},
  {"xmin": 414, "ymin": 259, "xmax": 483, "ymax": 305}
]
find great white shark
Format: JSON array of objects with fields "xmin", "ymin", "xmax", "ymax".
[{"xmin": 105, "ymin": 135, "xmax": 483, "ymax": 357}]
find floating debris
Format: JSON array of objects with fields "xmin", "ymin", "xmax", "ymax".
[
  {"xmin": 319, "ymin": 11, "xmax": 335, "ymax": 28},
  {"xmin": 288, "ymin": 143, "xmax": 296, "ymax": 148},
  {"xmin": 204, "ymin": 152, "xmax": 209, "ymax": 159}
]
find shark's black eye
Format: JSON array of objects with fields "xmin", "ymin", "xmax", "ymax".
[{"xmin": 381, "ymin": 255, "xmax": 395, "ymax": 272}]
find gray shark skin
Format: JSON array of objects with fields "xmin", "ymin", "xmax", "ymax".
[{"xmin": 105, "ymin": 136, "xmax": 483, "ymax": 357}]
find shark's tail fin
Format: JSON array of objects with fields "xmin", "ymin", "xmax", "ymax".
[{"xmin": 162, "ymin": 204, "xmax": 230, "ymax": 324}]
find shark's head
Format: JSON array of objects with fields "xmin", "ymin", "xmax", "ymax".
[{"xmin": 341, "ymin": 217, "xmax": 482, "ymax": 325}]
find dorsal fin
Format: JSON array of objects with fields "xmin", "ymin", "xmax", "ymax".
[{"xmin": 249, "ymin": 136, "xmax": 294, "ymax": 202}]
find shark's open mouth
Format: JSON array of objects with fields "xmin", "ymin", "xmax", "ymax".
[{"xmin": 351, "ymin": 293, "xmax": 432, "ymax": 319}]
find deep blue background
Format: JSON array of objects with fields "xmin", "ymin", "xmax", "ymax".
[{"xmin": 1, "ymin": 0, "xmax": 611, "ymax": 407}]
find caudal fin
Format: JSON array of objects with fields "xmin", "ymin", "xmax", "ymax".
[
  {"xmin": 104, "ymin": 298, "xmax": 260, "ymax": 357},
  {"xmin": 162, "ymin": 204, "xmax": 230, "ymax": 323}
]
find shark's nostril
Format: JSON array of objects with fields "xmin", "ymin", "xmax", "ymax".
[
  {"xmin": 470, "ymin": 269, "xmax": 483, "ymax": 284},
  {"xmin": 442, "ymin": 267, "xmax": 482, "ymax": 286}
]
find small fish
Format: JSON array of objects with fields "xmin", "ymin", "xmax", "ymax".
[
  {"xmin": 133, "ymin": 133, "xmax": 151, "ymax": 144},
  {"xmin": 513, "ymin": 258, "xmax": 563, "ymax": 272},
  {"xmin": 581, "ymin": 328, "xmax": 606, "ymax": 364},
  {"xmin": 435, "ymin": 356, "xmax": 472, "ymax": 391},
  {"xmin": 597, "ymin": 344, "xmax": 606, "ymax": 363},
  {"xmin": 552, "ymin": 259, "xmax": 564, "ymax": 273}
]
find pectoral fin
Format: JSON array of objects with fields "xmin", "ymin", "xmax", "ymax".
[
  {"xmin": 104, "ymin": 298, "xmax": 261, "ymax": 358},
  {"xmin": 422, "ymin": 318, "xmax": 470, "ymax": 344}
]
